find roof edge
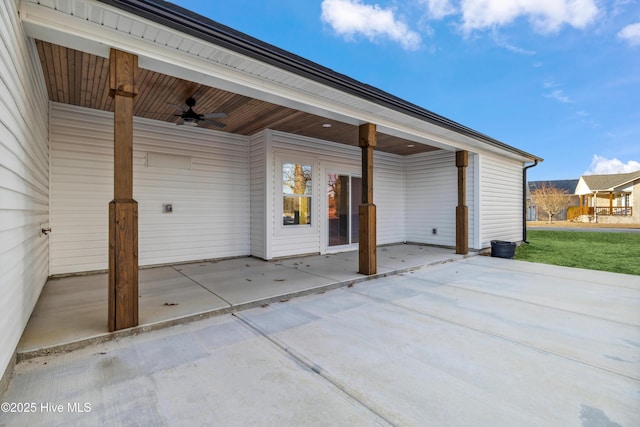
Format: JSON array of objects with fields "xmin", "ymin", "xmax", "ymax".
[{"xmin": 96, "ymin": 0, "xmax": 543, "ymax": 162}]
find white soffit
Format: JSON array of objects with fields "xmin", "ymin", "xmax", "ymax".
[{"xmin": 21, "ymin": 0, "xmax": 531, "ymax": 161}]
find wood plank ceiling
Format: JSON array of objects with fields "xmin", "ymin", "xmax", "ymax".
[{"xmin": 36, "ymin": 41, "xmax": 438, "ymax": 156}]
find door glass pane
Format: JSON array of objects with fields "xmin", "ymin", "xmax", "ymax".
[
  {"xmin": 328, "ymin": 173, "xmax": 350, "ymax": 246},
  {"xmin": 351, "ymin": 177, "xmax": 361, "ymax": 243}
]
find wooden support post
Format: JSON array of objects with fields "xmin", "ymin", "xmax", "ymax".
[
  {"xmin": 359, "ymin": 123, "xmax": 376, "ymax": 275},
  {"xmin": 455, "ymin": 151, "xmax": 468, "ymax": 255},
  {"xmin": 108, "ymin": 49, "xmax": 139, "ymax": 332},
  {"xmin": 609, "ymin": 192, "xmax": 613, "ymax": 215}
]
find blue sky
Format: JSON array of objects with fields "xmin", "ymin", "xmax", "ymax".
[{"xmin": 170, "ymin": 0, "xmax": 640, "ymax": 181}]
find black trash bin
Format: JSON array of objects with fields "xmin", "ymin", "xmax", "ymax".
[{"xmin": 491, "ymin": 240, "xmax": 516, "ymax": 259}]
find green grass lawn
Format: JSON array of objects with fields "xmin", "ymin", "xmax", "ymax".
[{"xmin": 515, "ymin": 230, "xmax": 640, "ymax": 276}]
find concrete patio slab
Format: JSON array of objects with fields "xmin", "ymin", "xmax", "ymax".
[
  {"xmin": 378, "ymin": 243, "xmax": 461, "ymax": 271},
  {"xmin": 2, "ymin": 256, "xmax": 638, "ymax": 426},
  {"xmin": 137, "ymin": 266, "xmax": 231, "ymax": 321},
  {"xmin": 276, "ymin": 252, "xmax": 392, "ymax": 282},
  {"xmin": 449, "ymin": 257, "xmax": 640, "ymax": 325},
  {"xmin": 16, "ymin": 244, "xmax": 461, "ymax": 358},
  {"xmin": 354, "ymin": 270, "xmax": 640, "ymax": 380},
  {"xmin": 15, "ymin": 274, "xmax": 107, "ymax": 352},
  {"xmin": 173, "ymin": 257, "xmax": 337, "ymax": 305},
  {"xmin": 17, "ymin": 267, "xmax": 231, "ymax": 353}
]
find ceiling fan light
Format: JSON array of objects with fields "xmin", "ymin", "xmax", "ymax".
[{"xmin": 180, "ymin": 118, "xmax": 199, "ymax": 127}]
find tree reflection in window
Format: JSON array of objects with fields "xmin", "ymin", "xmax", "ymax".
[{"xmin": 283, "ymin": 163, "xmax": 312, "ymax": 226}]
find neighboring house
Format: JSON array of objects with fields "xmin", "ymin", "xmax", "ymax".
[
  {"xmin": 574, "ymin": 171, "xmax": 640, "ymax": 223},
  {"xmin": 0, "ymin": 0, "xmax": 542, "ymax": 387},
  {"xmin": 527, "ymin": 180, "xmax": 580, "ymax": 221}
]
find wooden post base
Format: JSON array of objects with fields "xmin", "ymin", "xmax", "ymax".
[
  {"xmin": 359, "ymin": 203, "xmax": 377, "ymax": 275},
  {"xmin": 108, "ymin": 199, "xmax": 138, "ymax": 331},
  {"xmin": 456, "ymin": 205, "xmax": 468, "ymax": 255}
]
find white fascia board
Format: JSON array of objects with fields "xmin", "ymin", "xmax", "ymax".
[{"xmin": 21, "ymin": 0, "xmax": 526, "ymax": 160}]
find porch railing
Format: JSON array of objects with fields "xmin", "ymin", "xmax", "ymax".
[
  {"xmin": 568, "ymin": 206, "xmax": 592, "ymax": 220},
  {"xmin": 568, "ymin": 206, "xmax": 633, "ymax": 220},
  {"xmin": 595, "ymin": 207, "xmax": 633, "ymax": 216}
]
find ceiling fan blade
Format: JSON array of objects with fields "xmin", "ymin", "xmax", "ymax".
[
  {"xmin": 167, "ymin": 102, "xmax": 186, "ymax": 112},
  {"xmin": 202, "ymin": 112, "xmax": 227, "ymax": 119},
  {"xmin": 202, "ymin": 119, "xmax": 227, "ymax": 128}
]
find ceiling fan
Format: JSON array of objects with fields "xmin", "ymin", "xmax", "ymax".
[{"xmin": 172, "ymin": 97, "xmax": 227, "ymax": 128}]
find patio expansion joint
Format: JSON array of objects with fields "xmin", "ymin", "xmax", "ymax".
[
  {"xmin": 348, "ymin": 289, "xmax": 640, "ymax": 384},
  {"xmin": 283, "ymin": 268, "xmax": 337, "ymax": 283},
  {"xmin": 417, "ymin": 278, "xmax": 640, "ymax": 329},
  {"xmin": 232, "ymin": 312, "xmax": 396, "ymax": 427},
  {"xmin": 170, "ymin": 265, "xmax": 233, "ymax": 307},
  {"xmin": 463, "ymin": 258, "xmax": 640, "ymax": 290}
]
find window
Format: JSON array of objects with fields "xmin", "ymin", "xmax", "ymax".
[{"xmin": 282, "ymin": 163, "xmax": 312, "ymax": 226}]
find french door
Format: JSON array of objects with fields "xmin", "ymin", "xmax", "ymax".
[{"xmin": 327, "ymin": 173, "xmax": 361, "ymax": 247}]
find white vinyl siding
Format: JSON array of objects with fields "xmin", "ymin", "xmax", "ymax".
[
  {"xmin": 467, "ymin": 153, "xmax": 477, "ymax": 250},
  {"xmin": 405, "ymin": 150, "xmax": 477, "ymax": 249},
  {"xmin": 479, "ymin": 152, "xmax": 524, "ymax": 247},
  {"xmin": 374, "ymin": 151, "xmax": 406, "ymax": 245},
  {"xmin": 405, "ymin": 150, "xmax": 457, "ymax": 246},
  {"xmin": 49, "ymin": 103, "xmax": 250, "ymax": 274},
  {"xmin": 0, "ymin": 0, "xmax": 49, "ymax": 384},
  {"xmin": 249, "ymin": 131, "xmax": 267, "ymax": 259}
]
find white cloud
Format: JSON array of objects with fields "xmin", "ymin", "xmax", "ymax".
[
  {"xmin": 321, "ymin": 0, "xmax": 422, "ymax": 50},
  {"xmin": 585, "ymin": 155, "xmax": 640, "ymax": 175},
  {"xmin": 544, "ymin": 89, "xmax": 572, "ymax": 103},
  {"xmin": 617, "ymin": 22, "xmax": 640, "ymax": 46},
  {"xmin": 499, "ymin": 42, "xmax": 536, "ymax": 55},
  {"xmin": 492, "ymin": 29, "xmax": 536, "ymax": 54},
  {"xmin": 420, "ymin": 0, "xmax": 456, "ymax": 19},
  {"xmin": 457, "ymin": 0, "xmax": 599, "ymax": 34},
  {"xmin": 612, "ymin": 0, "xmax": 633, "ymax": 17}
]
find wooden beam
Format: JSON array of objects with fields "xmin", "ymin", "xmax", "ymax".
[
  {"xmin": 609, "ymin": 192, "xmax": 613, "ymax": 215},
  {"xmin": 455, "ymin": 151, "xmax": 468, "ymax": 255},
  {"xmin": 108, "ymin": 48, "xmax": 139, "ymax": 332},
  {"xmin": 359, "ymin": 123, "xmax": 376, "ymax": 275}
]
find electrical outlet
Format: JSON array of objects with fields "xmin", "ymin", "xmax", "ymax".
[
  {"xmin": 432, "ymin": 228, "xmax": 437, "ymax": 235},
  {"xmin": 163, "ymin": 203, "xmax": 173, "ymax": 213}
]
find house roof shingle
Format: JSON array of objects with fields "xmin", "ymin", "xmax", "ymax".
[{"xmin": 581, "ymin": 170, "xmax": 640, "ymax": 192}]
